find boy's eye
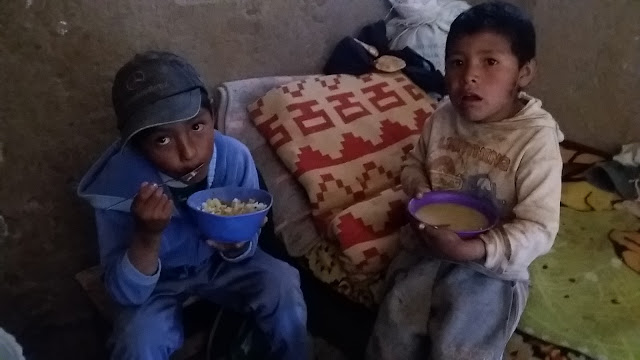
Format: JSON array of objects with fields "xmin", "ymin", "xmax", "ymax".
[
  {"xmin": 155, "ymin": 136, "xmax": 170, "ymax": 146},
  {"xmin": 486, "ymin": 58, "xmax": 498, "ymax": 66},
  {"xmin": 192, "ymin": 123, "xmax": 205, "ymax": 132},
  {"xmin": 449, "ymin": 59, "xmax": 464, "ymax": 67}
]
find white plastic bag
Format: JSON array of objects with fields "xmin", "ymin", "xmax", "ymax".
[
  {"xmin": 386, "ymin": 0, "xmax": 470, "ymax": 73},
  {"xmin": 0, "ymin": 328, "xmax": 25, "ymax": 360},
  {"xmin": 613, "ymin": 142, "xmax": 640, "ymax": 167}
]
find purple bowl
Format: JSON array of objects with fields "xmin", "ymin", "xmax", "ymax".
[{"xmin": 407, "ymin": 191, "xmax": 499, "ymax": 239}]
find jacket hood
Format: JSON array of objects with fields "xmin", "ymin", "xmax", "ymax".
[
  {"xmin": 77, "ymin": 140, "xmax": 217, "ymax": 212},
  {"xmin": 476, "ymin": 92, "xmax": 565, "ymax": 141}
]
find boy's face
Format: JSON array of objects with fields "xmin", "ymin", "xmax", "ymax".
[
  {"xmin": 445, "ymin": 31, "xmax": 535, "ymax": 123},
  {"xmin": 138, "ymin": 108, "xmax": 215, "ymax": 184}
]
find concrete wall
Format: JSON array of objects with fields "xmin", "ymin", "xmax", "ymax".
[
  {"xmin": 531, "ymin": 0, "xmax": 639, "ymax": 150},
  {"xmin": 0, "ymin": 0, "xmax": 638, "ymax": 358},
  {"xmin": 477, "ymin": 0, "xmax": 640, "ymax": 150}
]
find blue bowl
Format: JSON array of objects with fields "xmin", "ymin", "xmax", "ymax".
[
  {"xmin": 407, "ymin": 191, "xmax": 499, "ymax": 239},
  {"xmin": 187, "ymin": 187, "xmax": 273, "ymax": 243}
]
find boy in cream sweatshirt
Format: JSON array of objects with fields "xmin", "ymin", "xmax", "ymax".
[{"xmin": 367, "ymin": 2, "xmax": 563, "ymax": 359}]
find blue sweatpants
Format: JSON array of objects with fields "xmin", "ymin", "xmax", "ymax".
[{"xmin": 109, "ymin": 248, "xmax": 308, "ymax": 360}]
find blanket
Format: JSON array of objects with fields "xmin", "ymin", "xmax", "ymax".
[{"xmin": 520, "ymin": 209, "xmax": 640, "ymax": 360}]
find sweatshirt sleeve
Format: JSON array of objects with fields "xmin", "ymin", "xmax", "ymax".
[
  {"xmin": 401, "ymin": 115, "xmax": 434, "ymax": 197},
  {"xmin": 94, "ymin": 209, "xmax": 160, "ymax": 306},
  {"xmin": 479, "ymin": 129, "xmax": 563, "ymax": 277},
  {"xmin": 235, "ymin": 144, "xmax": 260, "ymax": 189},
  {"xmin": 217, "ymin": 140, "xmax": 260, "ymax": 262},
  {"xmin": 219, "ymin": 233, "xmax": 259, "ymax": 262}
]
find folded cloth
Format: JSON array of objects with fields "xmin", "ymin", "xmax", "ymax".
[
  {"xmin": 587, "ymin": 161, "xmax": 640, "ymax": 200},
  {"xmin": 561, "ymin": 181, "xmax": 621, "ymax": 211},
  {"xmin": 614, "ymin": 142, "xmax": 640, "ymax": 167},
  {"xmin": 615, "ymin": 200, "xmax": 640, "ymax": 219}
]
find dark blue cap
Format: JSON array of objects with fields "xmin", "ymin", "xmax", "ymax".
[{"xmin": 112, "ymin": 51, "xmax": 208, "ymax": 147}]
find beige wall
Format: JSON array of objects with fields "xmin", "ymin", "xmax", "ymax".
[{"xmin": 0, "ymin": 0, "xmax": 638, "ymax": 357}]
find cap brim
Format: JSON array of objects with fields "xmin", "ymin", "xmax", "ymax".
[{"xmin": 119, "ymin": 87, "xmax": 201, "ymax": 148}]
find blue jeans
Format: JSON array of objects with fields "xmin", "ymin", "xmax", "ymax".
[
  {"xmin": 367, "ymin": 247, "xmax": 528, "ymax": 360},
  {"xmin": 109, "ymin": 248, "xmax": 308, "ymax": 360}
]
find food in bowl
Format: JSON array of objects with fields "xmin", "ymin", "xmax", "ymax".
[
  {"xmin": 414, "ymin": 202, "xmax": 489, "ymax": 232},
  {"xmin": 408, "ymin": 191, "xmax": 498, "ymax": 239},
  {"xmin": 188, "ymin": 187, "xmax": 273, "ymax": 243},
  {"xmin": 201, "ymin": 198, "xmax": 268, "ymax": 216}
]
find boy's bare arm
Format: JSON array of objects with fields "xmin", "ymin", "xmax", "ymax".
[{"xmin": 128, "ymin": 183, "xmax": 173, "ymax": 275}]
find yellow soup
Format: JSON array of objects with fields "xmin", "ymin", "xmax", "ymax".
[{"xmin": 415, "ymin": 203, "xmax": 489, "ymax": 232}]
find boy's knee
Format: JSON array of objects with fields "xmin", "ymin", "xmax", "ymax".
[
  {"xmin": 113, "ymin": 307, "xmax": 182, "ymax": 357},
  {"xmin": 124, "ymin": 318, "xmax": 172, "ymax": 349},
  {"xmin": 257, "ymin": 260, "xmax": 304, "ymax": 311},
  {"xmin": 275, "ymin": 261, "xmax": 301, "ymax": 289}
]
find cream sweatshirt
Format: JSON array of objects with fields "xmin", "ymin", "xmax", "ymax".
[{"xmin": 402, "ymin": 93, "xmax": 564, "ymax": 280}]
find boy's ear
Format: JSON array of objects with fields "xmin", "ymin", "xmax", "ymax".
[{"xmin": 518, "ymin": 59, "xmax": 536, "ymax": 88}]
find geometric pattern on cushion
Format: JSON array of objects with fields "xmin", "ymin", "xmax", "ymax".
[
  {"xmin": 330, "ymin": 185, "xmax": 408, "ymax": 272},
  {"xmin": 249, "ymin": 72, "xmax": 436, "ymax": 234}
]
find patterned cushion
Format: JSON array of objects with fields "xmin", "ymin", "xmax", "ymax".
[
  {"xmin": 249, "ymin": 73, "xmax": 436, "ymax": 270},
  {"xmin": 330, "ymin": 185, "xmax": 408, "ymax": 272}
]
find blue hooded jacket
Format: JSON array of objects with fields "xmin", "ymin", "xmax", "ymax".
[{"xmin": 77, "ymin": 133, "xmax": 259, "ymax": 306}]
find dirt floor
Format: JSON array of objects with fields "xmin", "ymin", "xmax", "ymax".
[{"xmin": 0, "ymin": 208, "xmax": 108, "ymax": 360}]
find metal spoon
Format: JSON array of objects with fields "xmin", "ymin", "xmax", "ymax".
[
  {"xmin": 177, "ymin": 163, "xmax": 205, "ymax": 183},
  {"xmin": 105, "ymin": 163, "xmax": 205, "ymax": 210}
]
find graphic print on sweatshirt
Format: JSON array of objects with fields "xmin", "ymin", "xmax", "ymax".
[{"xmin": 428, "ymin": 135, "xmax": 511, "ymax": 215}]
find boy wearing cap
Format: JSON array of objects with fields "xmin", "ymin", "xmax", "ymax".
[{"xmin": 78, "ymin": 51, "xmax": 308, "ymax": 360}]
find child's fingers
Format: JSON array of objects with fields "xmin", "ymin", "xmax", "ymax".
[
  {"xmin": 140, "ymin": 182, "xmax": 157, "ymax": 197},
  {"xmin": 160, "ymin": 197, "xmax": 173, "ymax": 217},
  {"xmin": 149, "ymin": 194, "xmax": 170, "ymax": 216},
  {"xmin": 135, "ymin": 183, "xmax": 158, "ymax": 203},
  {"xmin": 420, "ymin": 223, "xmax": 436, "ymax": 235},
  {"xmin": 415, "ymin": 186, "xmax": 430, "ymax": 199},
  {"xmin": 143, "ymin": 187, "xmax": 166, "ymax": 209},
  {"xmin": 135, "ymin": 189, "xmax": 166, "ymax": 217},
  {"xmin": 421, "ymin": 223, "xmax": 445, "ymax": 238},
  {"xmin": 424, "ymin": 226, "xmax": 461, "ymax": 244}
]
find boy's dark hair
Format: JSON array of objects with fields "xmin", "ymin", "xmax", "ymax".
[
  {"xmin": 445, "ymin": 1, "xmax": 536, "ymax": 66},
  {"xmin": 199, "ymin": 90, "xmax": 213, "ymax": 115}
]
